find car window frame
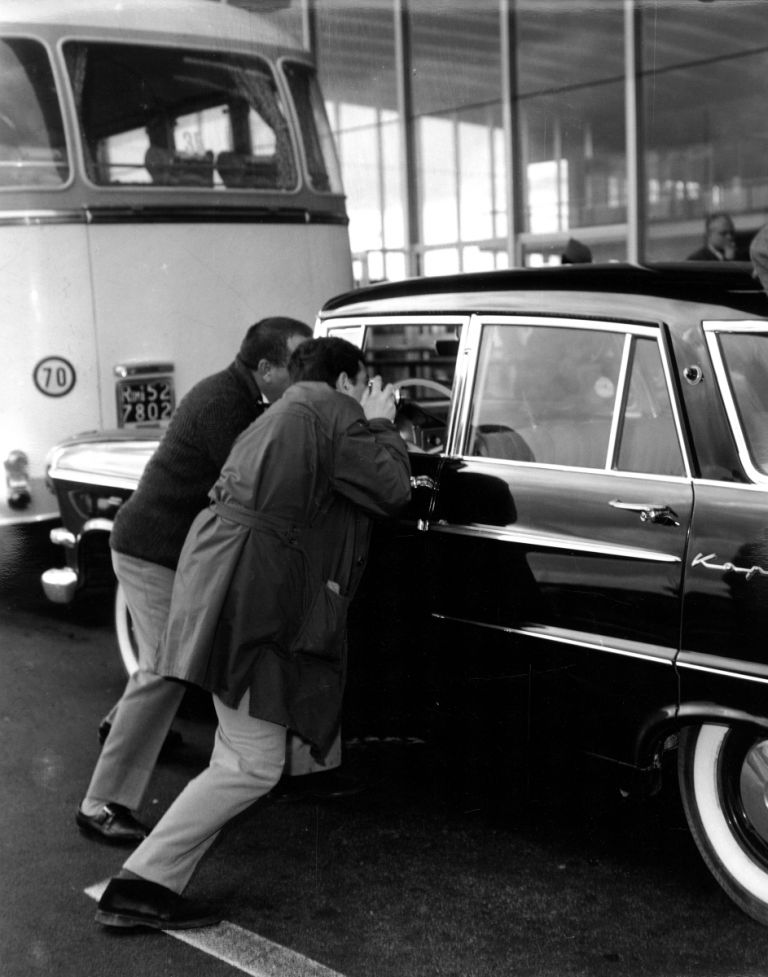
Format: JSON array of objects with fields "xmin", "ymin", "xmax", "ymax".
[
  {"xmin": 319, "ymin": 311, "xmax": 468, "ymax": 390},
  {"xmin": 705, "ymin": 319, "xmax": 768, "ymax": 485},
  {"xmin": 450, "ymin": 313, "xmax": 691, "ymax": 480}
]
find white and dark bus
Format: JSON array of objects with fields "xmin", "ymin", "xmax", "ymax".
[{"xmin": 1, "ymin": 0, "xmax": 352, "ymax": 525}]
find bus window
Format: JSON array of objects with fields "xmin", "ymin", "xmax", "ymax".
[
  {"xmin": 62, "ymin": 42, "xmax": 297, "ymax": 191},
  {"xmin": 284, "ymin": 62, "xmax": 342, "ymax": 194},
  {"xmin": 0, "ymin": 38, "xmax": 68, "ymax": 188}
]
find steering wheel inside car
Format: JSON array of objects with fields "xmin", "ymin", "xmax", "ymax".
[
  {"xmin": 393, "ymin": 378, "xmax": 452, "ymax": 452},
  {"xmin": 394, "ymin": 377, "xmax": 453, "ymax": 399}
]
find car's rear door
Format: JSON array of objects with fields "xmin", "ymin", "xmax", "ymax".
[
  {"xmin": 680, "ymin": 321, "xmax": 768, "ymax": 715},
  {"xmin": 425, "ymin": 314, "xmax": 693, "ymax": 766}
]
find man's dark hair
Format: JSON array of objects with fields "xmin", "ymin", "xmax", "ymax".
[
  {"xmin": 238, "ymin": 317, "xmax": 312, "ymax": 369},
  {"xmin": 705, "ymin": 211, "xmax": 734, "ymax": 232},
  {"xmin": 288, "ymin": 337, "xmax": 364, "ymax": 387}
]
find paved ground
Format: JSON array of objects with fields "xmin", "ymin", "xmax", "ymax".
[{"xmin": 3, "ymin": 522, "xmax": 768, "ymax": 977}]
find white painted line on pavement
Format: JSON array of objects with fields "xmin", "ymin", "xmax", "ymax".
[{"xmin": 85, "ymin": 880, "xmax": 346, "ymax": 977}]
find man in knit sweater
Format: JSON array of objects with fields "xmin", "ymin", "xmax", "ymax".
[{"xmin": 76, "ymin": 317, "xmax": 314, "ymax": 844}]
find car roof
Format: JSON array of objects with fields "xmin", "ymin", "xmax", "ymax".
[{"xmin": 320, "ymin": 262, "xmax": 768, "ymax": 320}]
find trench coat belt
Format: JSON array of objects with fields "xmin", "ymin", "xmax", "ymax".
[{"xmin": 212, "ymin": 499, "xmax": 304, "ymax": 541}]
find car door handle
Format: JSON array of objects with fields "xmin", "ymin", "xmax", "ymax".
[
  {"xmin": 410, "ymin": 475, "xmax": 436, "ymax": 490},
  {"xmin": 609, "ymin": 499, "xmax": 680, "ymax": 526}
]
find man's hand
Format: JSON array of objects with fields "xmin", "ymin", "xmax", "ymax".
[{"xmin": 362, "ymin": 376, "xmax": 397, "ymax": 421}]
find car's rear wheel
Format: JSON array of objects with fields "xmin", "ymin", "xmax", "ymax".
[
  {"xmin": 678, "ymin": 723, "xmax": 768, "ymax": 924},
  {"xmin": 114, "ymin": 583, "xmax": 139, "ymax": 676}
]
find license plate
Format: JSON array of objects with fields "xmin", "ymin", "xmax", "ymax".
[{"xmin": 117, "ymin": 377, "xmax": 175, "ymax": 426}]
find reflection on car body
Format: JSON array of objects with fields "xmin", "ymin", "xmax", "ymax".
[
  {"xmin": 315, "ymin": 262, "xmax": 768, "ymax": 927},
  {"xmin": 45, "ymin": 262, "xmax": 768, "ymax": 926}
]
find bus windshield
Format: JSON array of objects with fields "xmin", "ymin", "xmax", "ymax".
[
  {"xmin": 0, "ymin": 38, "xmax": 68, "ymax": 188},
  {"xmin": 61, "ymin": 40, "xmax": 334, "ymax": 193}
]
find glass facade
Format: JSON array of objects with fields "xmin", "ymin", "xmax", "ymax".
[
  {"xmin": 234, "ymin": 0, "xmax": 768, "ymax": 283},
  {"xmin": 641, "ymin": 3, "xmax": 768, "ymax": 260},
  {"xmin": 411, "ymin": 5, "xmax": 504, "ymax": 275},
  {"xmin": 315, "ymin": 4, "xmax": 403, "ymax": 283},
  {"xmin": 517, "ymin": 2, "xmax": 626, "ymax": 265}
]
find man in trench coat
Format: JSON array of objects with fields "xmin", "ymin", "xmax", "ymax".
[{"xmin": 95, "ymin": 336, "xmax": 411, "ymax": 930}]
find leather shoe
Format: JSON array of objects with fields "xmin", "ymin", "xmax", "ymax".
[
  {"xmin": 95, "ymin": 877, "xmax": 221, "ymax": 930},
  {"xmin": 76, "ymin": 803, "xmax": 148, "ymax": 845},
  {"xmin": 98, "ymin": 721, "xmax": 184, "ymax": 761}
]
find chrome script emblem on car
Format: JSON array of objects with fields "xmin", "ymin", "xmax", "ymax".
[{"xmin": 692, "ymin": 552, "xmax": 768, "ymax": 581}]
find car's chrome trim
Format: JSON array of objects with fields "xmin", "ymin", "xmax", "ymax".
[
  {"xmin": 318, "ymin": 313, "xmax": 469, "ymax": 331},
  {"xmin": 448, "ymin": 314, "xmax": 482, "ymax": 455},
  {"xmin": 703, "ymin": 320, "xmax": 768, "ymax": 335},
  {"xmin": 691, "ymin": 551, "xmax": 768, "ymax": 581},
  {"xmin": 693, "ymin": 477, "xmax": 768, "ymax": 492},
  {"xmin": 113, "ymin": 362, "xmax": 174, "ymax": 379},
  {"xmin": 46, "ymin": 469, "xmax": 141, "ymax": 492},
  {"xmin": 604, "ymin": 334, "xmax": 632, "ymax": 468},
  {"xmin": 49, "ymin": 526, "xmax": 76, "ymax": 549},
  {"xmin": 40, "ymin": 566, "xmax": 79, "ymax": 605},
  {"xmin": 428, "ymin": 520, "xmax": 681, "ymax": 563},
  {"xmin": 46, "ymin": 438, "xmax": 156, "ymax": 491},
  {"xmin": 433, "ymin": 613, "xmax": 768, "ymax": 685},
  {"xmin": 0, "ymin": 505, "xmax": 58, "ymax": 527},
  {"xmin": 676, "ymin": 657, "xmax": 768, "ymax": 686},
  {"xmin": 432, "ymin": 615, "xmax": 676, "ymax": 664},
  {"xmin": 452, "ymin": 454, "xmax": 691, "ymax": 481},
  {"xmin": 471, "ymin": 314, "xmax": 662, "ymax": 336},
  {"xmin": 81, "ymin": 517, "xmax": 115, "ymax": 535},
  {"xmin": 658, "ymin": 330, "xmax": 693, "ymax": 479}
]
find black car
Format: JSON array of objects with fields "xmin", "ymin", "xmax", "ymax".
[{"xmin": 45, "ymin": 262, "xmax": 768, "ymax": 925}]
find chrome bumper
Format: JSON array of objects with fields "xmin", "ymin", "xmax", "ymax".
[
  {"xmin": 41, "ymin": 566, "xmax": 79, "ymax": 604},
  {"xmin": 41, "ymin": 526, "xmax": 79, "ymax": 604}
]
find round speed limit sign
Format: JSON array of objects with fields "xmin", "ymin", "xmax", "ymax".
[{"xmin": 33, "ymin": 356, "xmax": 77, "ymax": 398}]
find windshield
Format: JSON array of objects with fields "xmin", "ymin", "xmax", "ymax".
[
  {"xmin": 63, "ymin": 41, "xmax": 297, "ymax": 191},
  {"xmin": 0, "ymin": 38, "xmax": 68, "ymax": 188},
  {"xmin": 718, "ymin": 331, "xmax": 768, "ymax": 475}
]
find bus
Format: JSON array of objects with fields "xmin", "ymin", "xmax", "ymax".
[{"xmin": 0, "ymin": 0, "xmax": 352, "ymax": 526}]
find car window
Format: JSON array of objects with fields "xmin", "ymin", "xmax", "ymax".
[
  {"xmin": 365, "ymin": 321, "xmax": 459, "ymax": 454},
  {"xmin": 468, "ymin": 322, "xmax": 684, "ymax": 475},
  {"xmin": 717, "ymin": 331, "xmax": 768, "ymax": 475},
  {"xmin": 616, "ymin": 337, "xmax": 685, "ymax": 477},
  {"xmin": 469, "ymin": 323, "xmax": 622, "ymax": 467}
]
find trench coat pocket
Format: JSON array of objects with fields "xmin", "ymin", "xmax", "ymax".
[{"xmin": 290, "ymin": 580, "xmax": 350, "ymax": 660}]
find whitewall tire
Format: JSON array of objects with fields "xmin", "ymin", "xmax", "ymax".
[{"xmin": 678, "ymin": 723, "xmax": 768, "ymax": 925}]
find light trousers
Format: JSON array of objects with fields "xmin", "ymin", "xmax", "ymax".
[
  {"xmin": 86, "ymin": 552, "xmax": 183, "ymax": 809},
  {"xmin": 85, "ymin": 551, "xmax": 338, "ymax": 812},
  {"xmin": 123, "ymin": 690, "xmax": 286, "ymax": 892}
]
